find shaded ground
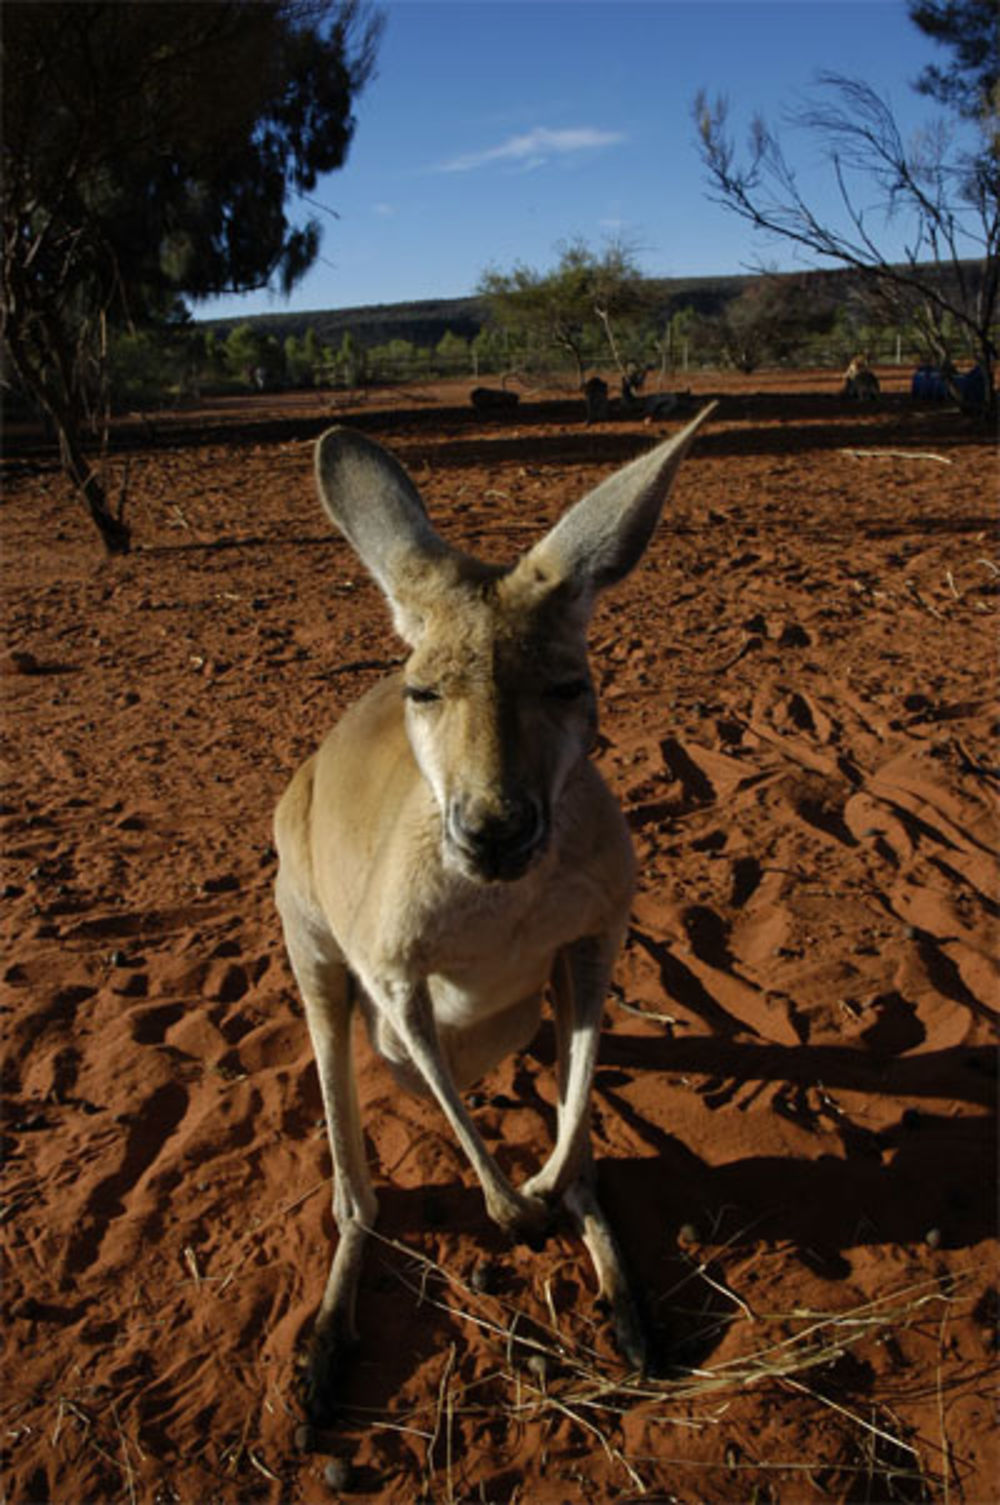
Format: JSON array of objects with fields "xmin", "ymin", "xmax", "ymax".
[{"xmin": 2, "ymin": 371, "xmax": 997, "ymax": 1504}]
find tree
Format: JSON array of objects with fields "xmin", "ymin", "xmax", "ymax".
[
  {"xmin": 652, "ymin": 305, "xmax": 695, "ymax": 375},
  {"xmin": 107, "ymin": 328, "xmax": 176, "ymax": 407},
  {"xmin": 707, "ymin": 274, "xmax": 840, "ymax": 371},
  {"xmin": 694, "ymin": 4, "xmax": 998, "ymax": 414},
  {"xmin": 583, "ymin": 240, "xmax": 652, "ymax": 376},
  {"xmin": 2, "ymin": 1, "xmax": 382, "ymax": 552},
  {"xmin": 302, "ymin": 327, "xmax": 328, "ymax": 386},
  {"xmin": 479, "ymin": 258, "xmax": 587, "ymax": 382},
  {"xmin": 225, "ymin": 323, "xmax": 266, "ymax": 383},
  {"xmin": 285, "ymin": 332, "xmax": 310, "ymax": 388},
  {"xmin": 471, "ymin": 325, "xmax": 508, "ymax": 378},
  {"xmin": 367, "ymin": 337, "xmax": 420, "ymax": 382},
  {"xmin": 331, "ymin": 331, "xmax": 364, "ymax": 387},
  {"xmin": 909, "ymin": 0, "xmax": 999, "ymax": 123},
  {"xmin": 202, "ymin": 329, "xmax": 228, "ymax": 385},
  {"xmin": 479, "ymin": 240, "xmax": 649, "ymax": 385},
  {"xmin": 435, "ymin": 330, "xmax": 470, "ymax": 375}
]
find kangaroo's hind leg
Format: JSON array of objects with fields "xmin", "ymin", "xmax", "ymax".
[
  {"xmin": 277, "ymin": 887, "xmax": 378, "ymax": 1425},
  {"xmin": 540, "ymin": 942, "xmax": 651, "ymax": 1373}
]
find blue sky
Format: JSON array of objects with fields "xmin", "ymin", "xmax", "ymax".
[{"xmin": 196, "ymin": 0, "xmax": 967, "ymax": 320}]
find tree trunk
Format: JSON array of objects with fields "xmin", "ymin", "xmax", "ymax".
[
  {"xmin": 5, "ymin": 328, "xmax": 132, "ymax": 555},
  {"xmin": 58, "ymin": 429, "xmax": 132, "ymax": 555},
  {"xmin": 595, "ymin": 304, "xmax": 627, "ymax": 378}
]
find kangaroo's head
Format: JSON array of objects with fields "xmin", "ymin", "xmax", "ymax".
[{"xmin": 314, "ymin": 406, "xmax": 715, "ymax": 883}]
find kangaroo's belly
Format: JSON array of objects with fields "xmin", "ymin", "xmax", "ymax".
[{"xmin": 361, "ymin": 983, "xmax": 545, "ymax": 1095}]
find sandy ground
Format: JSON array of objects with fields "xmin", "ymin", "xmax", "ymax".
[{"xmin": 2, "ymin": 372, "xmax": 997, "ymax": 1504}]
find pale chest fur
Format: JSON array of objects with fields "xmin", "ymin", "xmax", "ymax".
[{"xmin": 354, "ymin": 767, "xmax": 633, "ymax": 1007}]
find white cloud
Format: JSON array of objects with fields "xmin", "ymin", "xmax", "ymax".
[
  {"xmin": 437, "ymin": 126, "xmax": 625, "ymax": 174},
  {"xmin": 372, "ymin": 202, "xmax": 396, "ymax": 217}
]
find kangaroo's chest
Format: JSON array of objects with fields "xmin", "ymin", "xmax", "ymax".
[
  {"xmin": 364, "ymin": 886, "xmax": 563, "ymax": 1092},
  {"xmin": 419, "ymin": 862, "xmax": 581, "ymax": 1018}
]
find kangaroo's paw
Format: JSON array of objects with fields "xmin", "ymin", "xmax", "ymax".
[
  {"xmin": 485, "ymin": 1184, "xmax": 551, "ymax": 1244},
  {"xmin": 298, "ymin": 1323, "xmax": 359, "ymax": 1432}
]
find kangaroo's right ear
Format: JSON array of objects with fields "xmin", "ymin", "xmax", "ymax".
[
  {"xmin": 522, "ymin": 402, "xmax": 717, "ymax": 606},
  {"xmin": 315, "ymin": 428, "xmax": 453, "ymax": 642}
]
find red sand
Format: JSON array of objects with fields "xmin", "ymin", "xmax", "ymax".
[{"xmin": 2, "ymin": 373, "xmax": 997, "ymax": 1503}]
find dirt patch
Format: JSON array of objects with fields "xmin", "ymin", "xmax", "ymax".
[{"xmin": 2, "ymin": 372, "xmax": 996, "ymax": 1503}]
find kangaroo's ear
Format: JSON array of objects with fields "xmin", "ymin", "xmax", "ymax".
[
  {"xmin": 521, "ymin": 403, "xmax": 717, "ymax": 602},
  {"xmin": 315, "ymin": 428, "xmax": 454, "ymax": 642}
]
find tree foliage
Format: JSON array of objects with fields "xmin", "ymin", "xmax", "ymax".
[
  {"xmin": 694, "ymin": 1, "xmax": 999, "ymax": 414},
  {"xmin": 1, "ymin": 0, "xmax": 381, "ymax": 551},
  {"xmin": 706, "ymin": 275, "xmax": 840, "ymax": 373},
  {"xmin": 909, "ymin": 0, "xmax": 999, "ymax": 122},
  {"xmin": 479, "ymin": 240, "xmax": 649, "ymax": 384}
]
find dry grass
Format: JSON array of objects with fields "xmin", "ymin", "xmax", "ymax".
[{"xmin": 345, "ymin": 1230, "xmax": 984, "ymax": 1500}]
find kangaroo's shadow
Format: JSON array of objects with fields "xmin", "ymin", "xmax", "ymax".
[
  {"xmin": 585, "ymin": 1031, "xmax": 996, "ymax": 1361},
  {"xmin": 334, "ymin": 1172, "xmax": 736, "ymax": 1425},
  {"xmin": 301, "ymin": 1018, "xmax": 995, "ymax": 1438}
]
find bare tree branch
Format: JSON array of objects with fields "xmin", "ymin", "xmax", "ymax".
[{"xmin": 693, "ymin": 73, "xmax": 997, "ymax": 413}]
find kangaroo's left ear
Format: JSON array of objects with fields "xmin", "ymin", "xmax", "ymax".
[
  {"xmin": 315, "ymin": 426, "xmax": 462, "ymax": 643},
  {"xmin": 520, "ymin": 402, "xmax": 717, "ymax": 600}
]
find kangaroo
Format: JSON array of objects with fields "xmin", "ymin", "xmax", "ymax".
[
  {"xmin": 274, "ymin": 405, "xmax": 717, "ymax": 1424},
  {"xmin": 470, "ymin": 385, "xmax": 519, "ymax": 416},
  {"xmin": 843, "ymin": 354, "xmax": 881, "ymax": 401},
  {"xmin": 583, "ymin": 374, "xmax": 609, "ymax": 422}
]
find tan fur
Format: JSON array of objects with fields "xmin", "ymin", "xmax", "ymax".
[
  {"xmin": 843, "ymin": 354, "xmax": 881, "ymax": 401},
  {"xmin": 274, "ymin": 406, "xmax": 716, "ymax": 1424}
]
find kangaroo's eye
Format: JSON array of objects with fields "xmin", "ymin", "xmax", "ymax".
[
  {"xmin": 544, "ymin": 678, "xmax": 590, "ymax": 702},
  {"xmin": 404, "ymin": 684, "xmax": 441, "ymax": 705}
]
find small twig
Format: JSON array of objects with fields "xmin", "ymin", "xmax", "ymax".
[
  {"xmin": 684, "ymin": 1254, "xmax": 758, "ymax": 1323},
  {"xmin": 248, "ymin": 1449, "xmax": 281, "ymax": 1484},
  {"xmin": 521, "ymin": 1380, "xmax": 648, "ymax": 1494},
  {"xmin": 52, "ymin": 1397, "xmax": 133, "ymax": 1482},
  {"xmin": 57, "ymin": 1398, "xmax": 94, "ymax": 1432},
  {"xmin": 183, "ymin": 1245, "xmax": 202, "ymax": 1285},
  {"xmin": 221, "ymin": 1410, "xmax": 255, "ymax": 1476},
  {"xmin": 612, "ymin": 995, "xmax": 679, "ymax": 1027},
  {"xmin": 937, "ymin": 1307, "xmax": 952, "ymax": 1505},
  {"xmin": 373, "ymin": 1228, "xmax": 599, "ymax": 1370},
  {"xmin": 782, "ymin": 1374, "xmax": 921, "ymax": 1460},
  {"xmin": 839, "ymin": 447, "xmax": 953, "ymax": 464},
  {"xmin": 215, "ymin": 1179, "xmax": 327, "ymax": 1294},
  {"xmin": 363, "ymin": 1415, "xmax": 435, "ymax": 1441},
  {"xmin": 52, "ymin": 1397, "xmax": 66, "ymax": 1448},
  {"xmin": 110, "ymin": 1399, "xmax": 138, "ymax": 1505},
  {"xmin": 904, "ymin": 578, "xmax": 946, "ymax": 620},
  {"xmin": 427, "ymin": 1343, "xmax": 456, "ymax": 1498},
  {"xmin": 543, "ymin": 1276, "xmax": 562, "ymax": 1340},
  {"xmin": 446, "ymin": 1363, "xmax": 456, "ymax": 1505}
]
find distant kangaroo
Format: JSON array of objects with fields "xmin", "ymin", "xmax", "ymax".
[
  {"xmin": 843, "ymin": 354, "xmax": 880, "ymax": 401},
  {"xmin": 470, "ymin": 385, "xmax": 519, "ymax": 416},
  {"xmin": 583, "ymin": 374, "xmax": 609, "ymax": 422},
  {"xmin": 274, "ymin": 406, "xmax": 717, "ymax": 1423}
]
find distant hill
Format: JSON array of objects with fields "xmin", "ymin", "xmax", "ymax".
[
  {"xmin": 201, "ymin": 294, "xmax": 486, "ymax": 350},
  {"xmin": 199, "ymin": 273, "xmax": 759, "ymax": 350},
  {"xmin": 197, "ymin": 260, "xmax": 989, "ymax": 363}
]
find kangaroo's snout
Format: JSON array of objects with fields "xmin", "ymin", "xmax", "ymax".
[{"xmin": 446, "ymin": 792, "xmax": 547, "ymax": 881}]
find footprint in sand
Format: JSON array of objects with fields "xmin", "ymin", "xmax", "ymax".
[{"xmin": 62, "ymin": 1080, "xmax": 190, "ymax": 1277}]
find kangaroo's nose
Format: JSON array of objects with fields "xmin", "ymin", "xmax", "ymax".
[{"xmin": 448, "ymin": 795, "xmax": 545, "ymax": 881}]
